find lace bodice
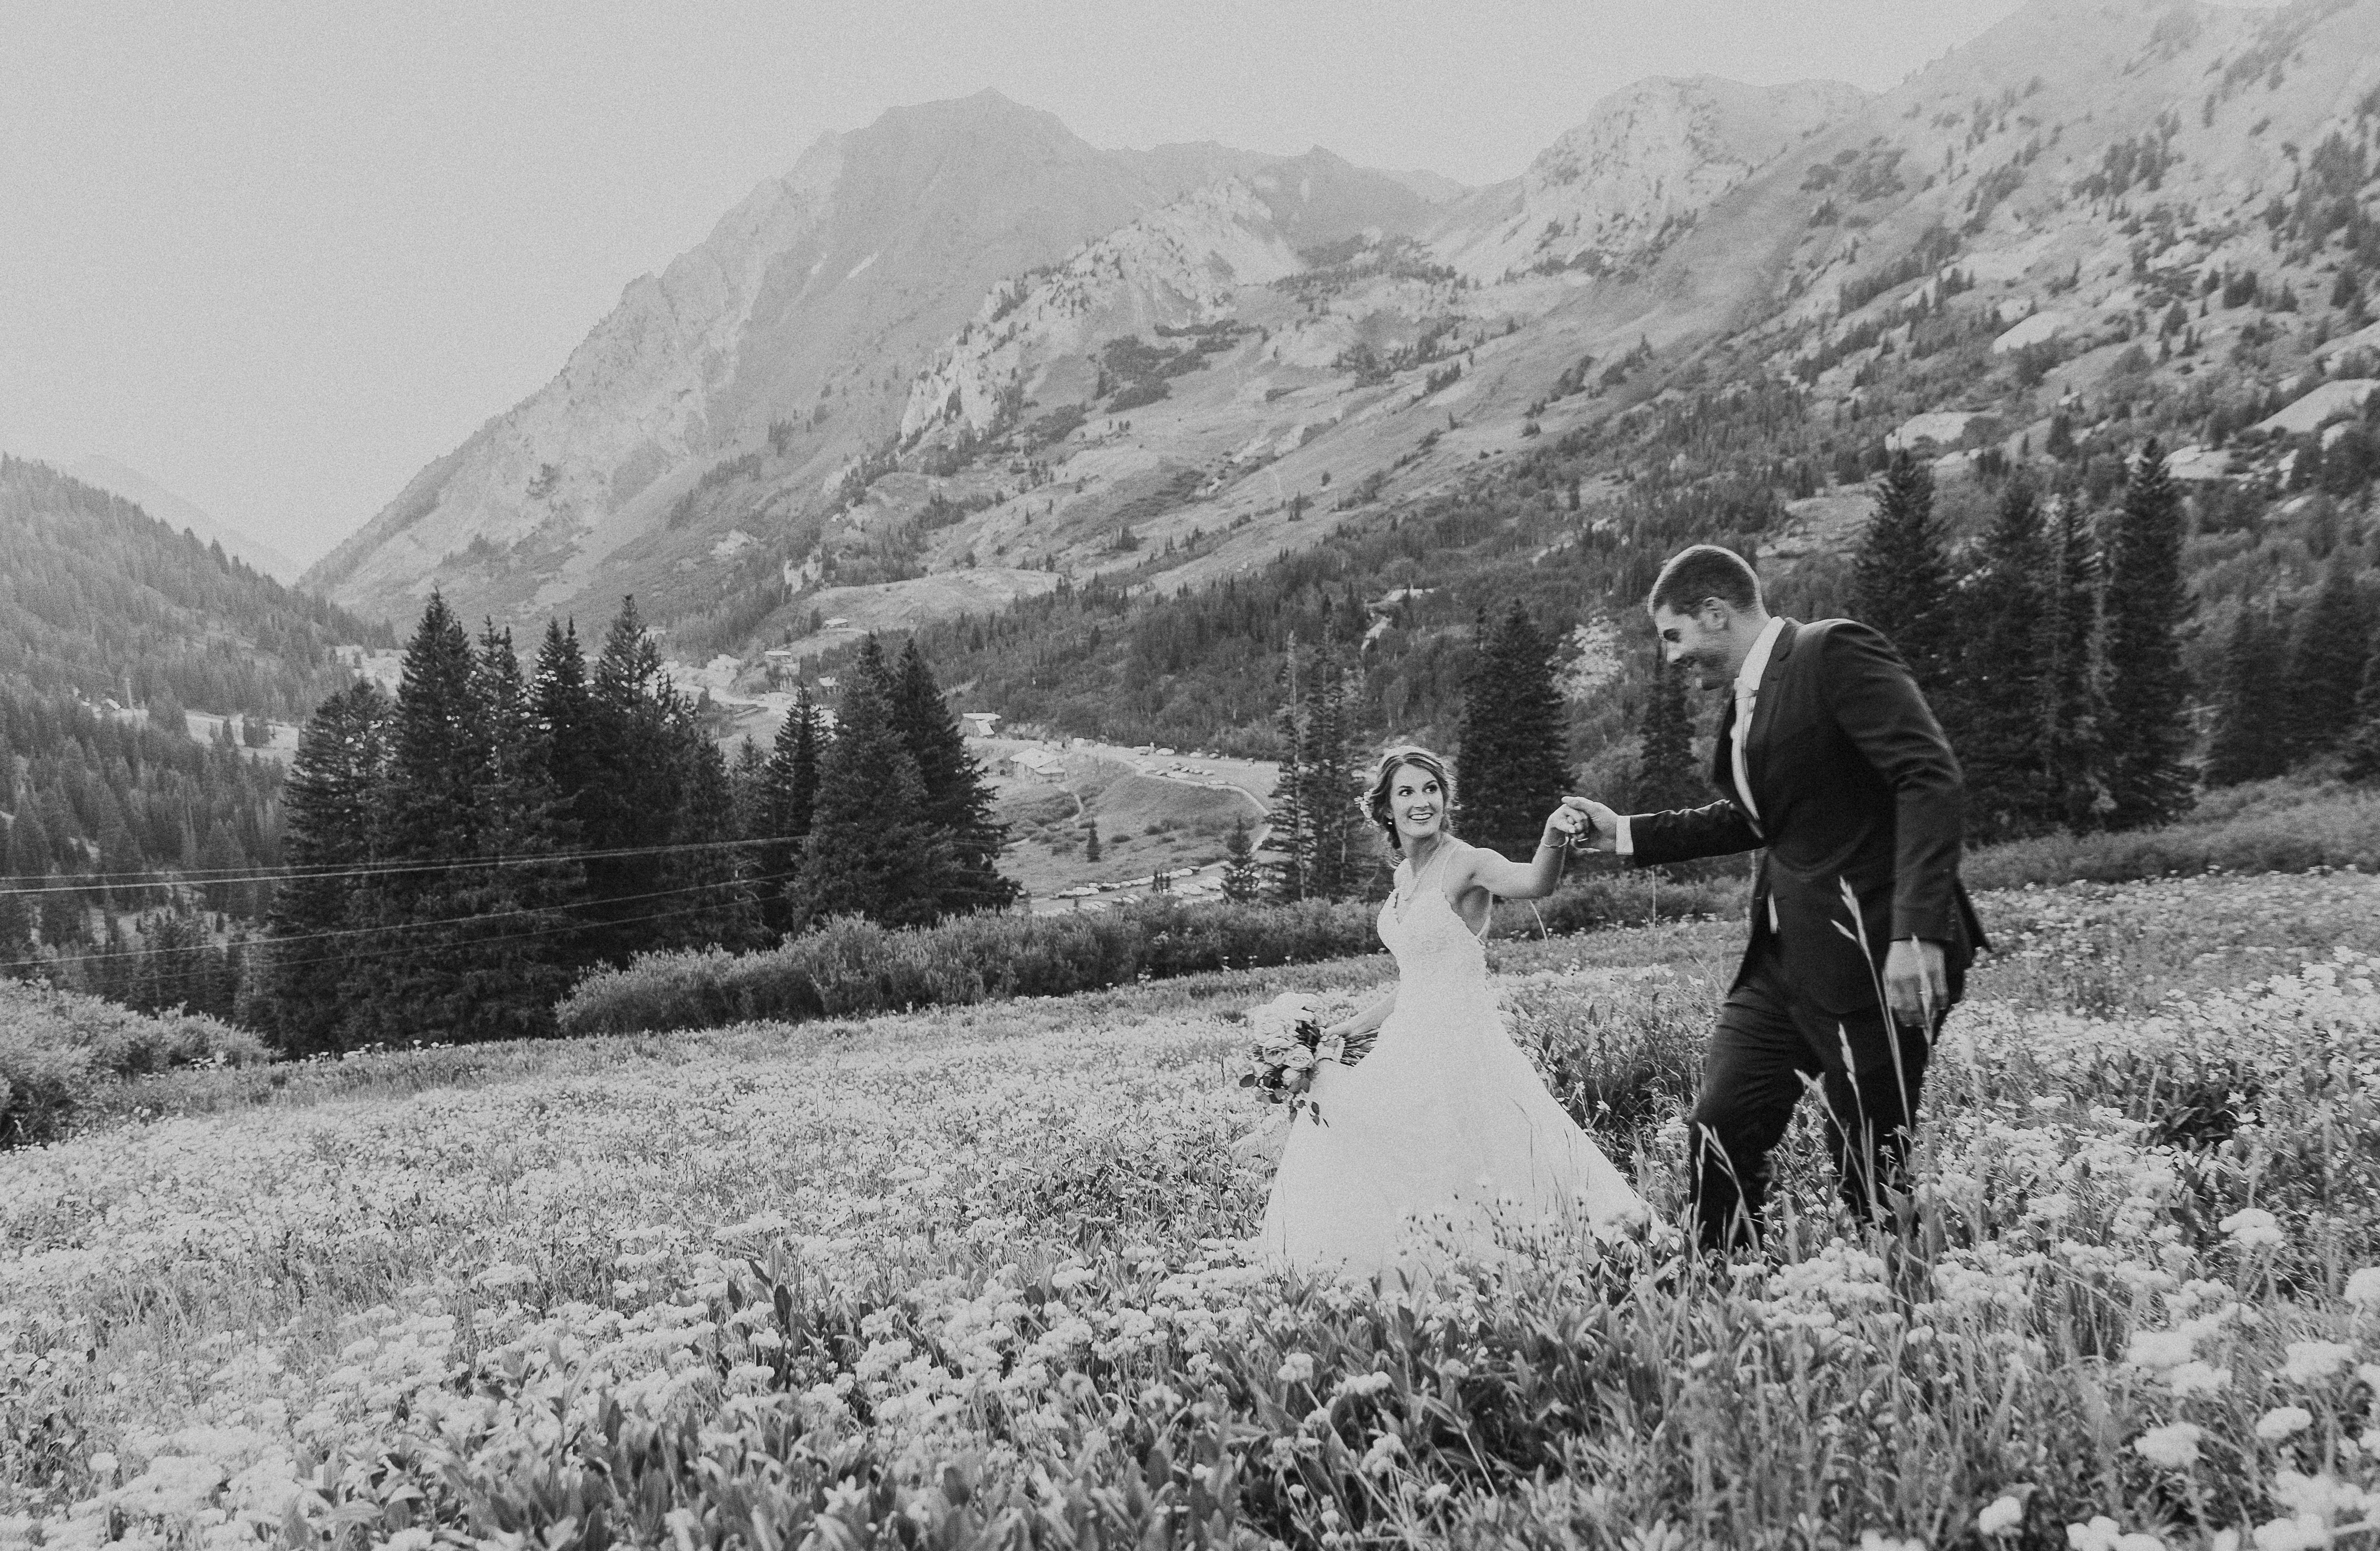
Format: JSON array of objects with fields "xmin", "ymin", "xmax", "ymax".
[{"xmin": 1376, "ymin": 845, "xmax": 1492, "ymax": 1023}]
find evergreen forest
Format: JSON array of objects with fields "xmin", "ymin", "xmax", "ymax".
[
  {"xmin": 0, "ymin": 459, "xmax": 394, "ymax": 1017},
  {"xmin": 255, "ymin": 596, "xmax": 1011, "ymax": 1051}
]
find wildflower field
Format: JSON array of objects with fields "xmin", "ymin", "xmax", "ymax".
[{"xmin": 11, "ymin": 873, "xmax": 2380, "ymax": 1550}]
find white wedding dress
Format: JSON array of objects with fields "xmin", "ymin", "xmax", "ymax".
[{"xmin": 1254, "ymin": 841, "xmax": 1644, "ymax": 1281}]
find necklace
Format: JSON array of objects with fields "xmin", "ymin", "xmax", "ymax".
[{"xmin": 1392, "ymin": 841, "xmax": 1446, "ymax": 917}]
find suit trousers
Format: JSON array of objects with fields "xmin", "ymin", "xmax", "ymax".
[{"xmin": 1686, "ymin": 941, "xmax": 1941, "ymax": 1253}]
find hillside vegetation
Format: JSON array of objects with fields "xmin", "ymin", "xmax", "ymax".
[
  {"xmin": 0, "ymin": 457, "xmax": 390, "ymax": 720},
  {"xmin": 0, "ymin": 458, "xmax": 393, "ymax": 1007},
  {"xmin": 14, "ymin": 870, "xmax": 2380, "ymax": 1546}
]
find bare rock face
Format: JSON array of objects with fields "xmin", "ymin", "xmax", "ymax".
[
  {"xmin": 900, "ymin": 150, "xmax": 1434, "ymax": 444},
  {"xmin": 306, "ymin": 92, "xmax": 1245, "ymax": 626},
  {"xmin": 1427, "ymin": 77, "xmax": 1868, "ymax": 282},
  {"xmin": 317, "ymin": 0, "xmax": 2380, "ymax": 659}
]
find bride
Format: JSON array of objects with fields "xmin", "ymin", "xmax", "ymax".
[{"xmin": 1253, "ymin": 746, "xmax": 1644, "ymax": 1279}]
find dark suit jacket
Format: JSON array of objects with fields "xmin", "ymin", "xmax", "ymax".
[{"xmin": 1627, "ymin": 617, "xmax": 1986, "ymax": 1015}]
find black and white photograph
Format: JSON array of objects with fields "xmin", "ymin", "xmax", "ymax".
[{"xmin": 7, "ymin": 1, "xmax": 2380, "ymax": 1544}]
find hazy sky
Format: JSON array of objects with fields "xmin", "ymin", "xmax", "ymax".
[{"xmin": 4, "ymin": 0, "xmax": 2109, "ymax": 566}]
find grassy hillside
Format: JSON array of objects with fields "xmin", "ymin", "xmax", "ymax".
[{"xmin": 15, "ymin": 868, "xmax": 2380, "ymax": 1546}]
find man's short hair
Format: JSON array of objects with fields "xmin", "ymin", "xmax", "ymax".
[{"xmin": 1647, "ymin": 545, "xmax": 1762, "ymax": 616}]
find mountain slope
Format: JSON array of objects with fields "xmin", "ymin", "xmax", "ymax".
[
  {"xmin": 62, "ymin": 457, "xmax": 303, "ymax": 581},
  {"xmin": 321, "ymin": 0, "xmax": 2380, "ymax": 739},
  {"xmin": 0, "ymin": 456, "xmax": 390, "ymax": 720},
  {"xmin": 304, "ymin": 92, "xmax": 1288, "ymax": 628},
  {"xmin": 1426, "ymin": 76, "xmax": 1868, "ymax": 282}
]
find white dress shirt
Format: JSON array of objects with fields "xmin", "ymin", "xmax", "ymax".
[{"xmin": 1615, "ymin": 614, "xmax": 1785, "ymax": 857}]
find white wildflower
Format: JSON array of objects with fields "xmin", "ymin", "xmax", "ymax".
[
  {"xmin": 2134, "ymin": 1423, "xmax": 2203, "ymax": 1468},
  {"xmin": 2251, "ymin": 1516, "xmax": 2333, "ymax": 1551},
  {"xmin": 2219, "ymin": 1209, "xmax": 2284, "ymax": 1250},
  {"xmin": 2256, "ymin": 1406, "xmax": 2314, "ymax": 1442},
  {"xmin": 2283, "ymin": 1342, "xmax": 2355, "ymax": 1382},
  {"xmin": 1977, "ymin": 1495, "xmax": 2025, "ymax": 1534},
  {"xmin": 2067, "ymin": 1517, "xmax": 2124, "ymax": 1551},
  {"xmin": 1857, "ymin": 1533, "xmax": 1925, "ymax": 1551},
  {"xmin": 2125, "ymin": 1329, "xmax": 2197, "ymax": 1369}
]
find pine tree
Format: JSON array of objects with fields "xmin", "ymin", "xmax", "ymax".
[
  {"xmin": 580, "ymin": 597, "xmax": 691, "ymax": 966},
  {"xmin": 2282, "ymin": 562, "xmax": 2371, "ymax": 763},
  {"xmin": 757, "ymin": 688, "xmax": 824, "ymax": 939},
  {"xmin": 663, "ymin": 724, "xmax": 760, "ymax": 951},
  {"xmin": 1630, "ymin": 652, "xmax": 1702, "ymax": 812},
  {"xmin": 884, "ymin": 638, "xmax": 1017, "ymax": 917},
  {"xmin": 262, "ymin": 679, "xmax": 390, "ymax": 1053},
  {"xmin": 2100, "ymin": 443, "xmax": 2196, "ymax": 828},
  {"xmin": 1853, "ymin": 449, "xmax": 1957, "ymax": 707},
  {"xmin": 2204, "ymin": 606, "xmax": 2288, "ymax": 786},
  {"xmin": 729, "ymin": 737, "xmax": 768, "ymax": 841},
  {"xmin": 40, "ymin": 885, "xmax": 88, "ymax": 950},
  {"xmin": 788, "ymin": 649, "xmax": 945, "ymax": 928},
  {"xmin": 1300, "ymin": 655, "xmax": 1368, "ymax": 900},
  {"xmin": 1085, "ymin": 822, "xmax": 1102, "ymax": 863},
  {"xmin": 342, "ymin": 596, "xmax": 499, "ymax": 1046},
  {"xmin": 381, "ymin": 593, "xmax": 485, "ymax": 859},
  {"xmin": 1959, "ymin": 476, "xmax": 2054, "ymax": 839},
  {"xmin": 2042, "ymin": 494, "xmax": 2113, "ymax": 829},
  {"xmin": 1266, "ymin": 642, "xmax": 1310, "ymax": 902},
  {"xmin": 2344, "ymin": 632, "xmax": 2380, "ymax": 783},
  {"xmin": 446, "ymin": 619, "xmax": 579, "ymax": 1039},
  {"xmin": 530, "ymin": 619, "xmax": 596, "ymax": 845},
  {"xmin": 0, "ymin": 830, "xmax": 33, "ymax": 971},
  {"xmin": 1220, "ymin": 815, "xmax": 1262, "ymax": 902},
  {"xmin": 1455, "ymin": 602, "xmax": 1568, "ymax": 859},
  {"xmin": 6, "ymin": 809, "xmax": 51, "ymax": 889}
]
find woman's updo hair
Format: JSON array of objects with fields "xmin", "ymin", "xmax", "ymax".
[{"xmin": 1361, "ymin": 746, "xmax": 1457, "ymax": 855}]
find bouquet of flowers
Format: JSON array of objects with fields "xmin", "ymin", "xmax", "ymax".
[{"xmin": 1237, "ymin": 990, "xmax": 1342, "ymax": 1126}]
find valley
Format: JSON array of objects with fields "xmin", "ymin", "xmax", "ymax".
[{"xmin": 290, "ymin": 0, "xmax": 2380, "ymax": 781}]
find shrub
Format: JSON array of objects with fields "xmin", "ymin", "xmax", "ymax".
[
  {"xmin": 0, "ymin": 979, "xmax": 266, "ymax": 1146},
  {"xmin": 1965, "ymin": 778, "xmax": 2380, "ymax": 889},
  {"xmin": 556, "ymin": 876, "xmax": 1738, "ymax": 1037}
]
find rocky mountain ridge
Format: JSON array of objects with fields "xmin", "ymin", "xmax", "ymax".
[{"xmin": 314, "ymin": 0, "xmax": 2380, "ymax": 706}]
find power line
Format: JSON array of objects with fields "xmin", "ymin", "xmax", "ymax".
[
  {"xmin": 0, "ymin": 872, "xmax": 794, "ymax": 977},
  {"xmin": 152, "ymin": 890, "xmax": 784, "ymax": 984},
  {"xmin": 0, "ymin": 834, "xmax": 809, "ymax": 899}
]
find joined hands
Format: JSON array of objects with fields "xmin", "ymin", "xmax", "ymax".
[{"xmin": 1549, "ymin": 795, "xmax": 1622, "ymax": 853}]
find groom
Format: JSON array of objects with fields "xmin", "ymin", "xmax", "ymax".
[{"xmin": 1572, "ymin": 545, "xmax": 1984, "ymax": 1252}]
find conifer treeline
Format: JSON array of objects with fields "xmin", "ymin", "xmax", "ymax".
[
  {"xmin": 2205, "ymin": 541, "xmax": 2380, "ymax": 787},
  {"xmin": 0, "ymin": 688, "xmax": 284, "ymax": 995},
  {"xmin": 261, "ymin": 596, "xmax": 1011, "ymax": 1051},
  {"xmin": 1265, "ymin": 601, "xmax": 1574, "ymax": 901},
  {"xmin": 0, "ymin": 456, "xmax": 391, "ymax": 719},
  {"xmin": 1848, "ymin": 443, "xmax": 2197, "ymax": 842}
]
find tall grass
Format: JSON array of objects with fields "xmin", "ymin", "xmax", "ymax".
[{"xmin": 13, "ymin": 873, "xmax": 2380, "ymax": 1549}]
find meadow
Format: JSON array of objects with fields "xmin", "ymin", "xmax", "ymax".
[{"xmin": 9, "ymin": 871, "xmax": 2380, "ymax": 1549}]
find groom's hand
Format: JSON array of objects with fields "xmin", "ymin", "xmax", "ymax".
[
  {"xmin": 1563, "ymin": 796, "xmax": 1622, "ymax": 853},
  {"xmin": 1883, "ymin": 939, "xmax": 1948, "ymax": 1028}
]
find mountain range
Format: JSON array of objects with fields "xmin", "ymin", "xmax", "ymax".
[{"xmin": 307, "ymin": 0, "xmax": 2380, "ymax": 700}]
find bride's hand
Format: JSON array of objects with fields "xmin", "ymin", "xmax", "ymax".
[
  {"xmin": 1554, "ymin": 795, "xmax": 1620, "ymax": 853},
  {"xmin": 1543, "ymin": 797, "xmax": 1594, "ymax": 848}
]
